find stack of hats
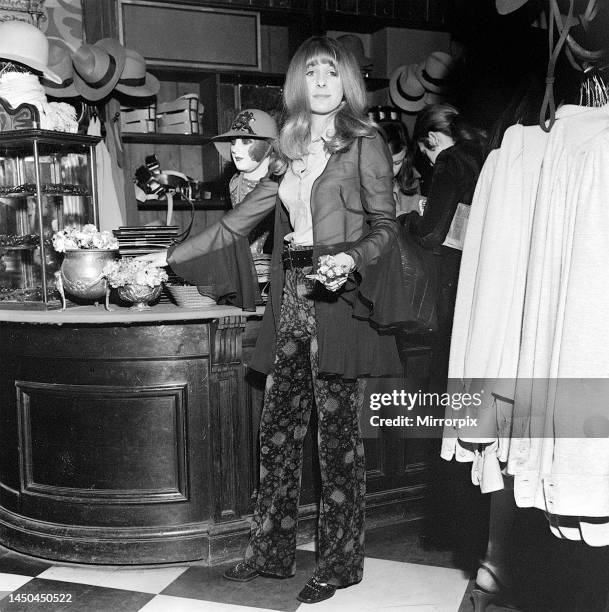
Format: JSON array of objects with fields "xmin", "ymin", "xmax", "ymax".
[
  {"xmin": 389, "ymin": 51, "xmax": 455, "ymax": 114},
  {"xmin": 0, "ymin": 19, "xmax": 159, "ymax": 102}
]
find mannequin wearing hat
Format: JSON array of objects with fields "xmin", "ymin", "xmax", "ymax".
[{"xmin": 212, "ymin": 109, "xmax": 280, "ymax": 254}]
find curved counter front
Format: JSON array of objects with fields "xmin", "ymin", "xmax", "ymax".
[
  {"xmin": 0, "ymin": 304, "xmax": 266, "ymax": 565},
  {"xmin": 0, "ymin": 304, "xmax": 432, "ymax": 566}
]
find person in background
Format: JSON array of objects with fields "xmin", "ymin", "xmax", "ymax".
[
  {"xmin": 378, "ymin": 120, "xmax": 422, "ymax": 217},
  {"xmin": 136, "ymin": 35, "xmax": 401, "ymax": 605},
  {"xmin": 407, "ymin": 103, "xmax": 485, "ymax": 386}
]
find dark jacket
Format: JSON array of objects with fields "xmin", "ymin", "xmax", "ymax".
[
  {"xmin": 409, "ymin": 143, "xmax": 483, "ymax": 252},
  {"xmin": 168, "ymin": 131, "xmax": 402, "ymax": 378}
]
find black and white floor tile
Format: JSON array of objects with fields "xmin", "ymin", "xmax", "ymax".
[{"xmin": 0, "ymin": 517, "xmax": 608, "ymax": 612}]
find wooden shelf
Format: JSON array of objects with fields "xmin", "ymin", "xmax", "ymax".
[{"xmin": 121, "ymin": 133, "xmax": 213, "ymax": 145}]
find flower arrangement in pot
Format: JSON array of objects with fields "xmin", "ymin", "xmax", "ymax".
[
  {"xmin": 52, "ymin": 224, "xmax": 120, "ymax": 309},
  {"xmin": 103, "ymin": 257, "xmax": 168, "ymax": 310}
]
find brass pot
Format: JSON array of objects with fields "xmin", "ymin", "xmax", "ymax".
[
  {"xmin": 60, "ymin": 249, "xmax": 119, "ymax": 302},
  {"xmin": 116, "ymin": 283, "xmax": 163, "ymax": 310}
]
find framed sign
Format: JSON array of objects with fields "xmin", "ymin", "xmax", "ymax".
[
  {"xmin": 118, "ymin": 0, "xmax": 261, "ymax": 72},
  {"xmin": 0, "ymin": 97, "xmax": 39, "ymax": 131}
]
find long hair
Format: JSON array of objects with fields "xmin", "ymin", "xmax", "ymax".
[
  {"xmin": 413, "ymin": 103, "xmax": 486, "ymax": 153},
  {"xmin": 378, "ymin": 121, "xmax": 418, "ymax": 196},
  {"xmin": 280, "ymin": 36, "xmax": 375, "ymax": 161}
]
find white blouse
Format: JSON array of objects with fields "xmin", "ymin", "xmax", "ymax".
[{"xmin": 278, "ymin": 137, "xmax": 330, "ymax": 246}]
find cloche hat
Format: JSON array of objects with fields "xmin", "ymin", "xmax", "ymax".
[
  {"xmin": 389, "ymin": 63, "xmax": 426, "ymax": 113},
  {"xmin": 212, "ymin": 109, "xmax": 278, "ymax": 162},
  {"xmin": 71, "ymin": 38, "xmax": 126, "ymax": 101},
  {"xmin": 0, "ymin": 21, "xmax": 61, "ymax": 83},
  {"xmin": 115, "ymin": 48, "xmax": 160, "ymax": 97},
  {"xmin": 41, "ymin": 42, "xmax": 78, "ymax": 98}
]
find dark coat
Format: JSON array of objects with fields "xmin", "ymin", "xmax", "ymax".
[{"xmin": 168, "ymin": 131, "xmax": 402, "ymax": 379}]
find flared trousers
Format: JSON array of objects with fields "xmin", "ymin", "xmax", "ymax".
[{"xmin": 245, "ymin": 268, "xmax": 366, "ymax": 587}]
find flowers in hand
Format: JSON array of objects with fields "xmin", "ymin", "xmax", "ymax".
[
  {"xmin": 103, "ymin": 258, "xmax": 168, "ymax": 289},
  {"xmin": 306, "ymin": 254, "xmax": 351, "ymax": 284},
  {"xmin": 52, "ymin": 224, "xmax": 119, "ymax": 252}
]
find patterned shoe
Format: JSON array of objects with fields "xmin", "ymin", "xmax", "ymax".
[
  {"xmin": 223, "ymin": 560, "xmax": 259, "ymax": 582},
  {"xmin": 296, "ymin": 577, "xmax": 337, "ymax": 604}
]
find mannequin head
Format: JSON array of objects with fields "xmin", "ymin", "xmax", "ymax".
[
  {"xmin": 212, "ymin": 109, "xmax": 279, "ymax": 179},
  {"xmin": 230, "ymin": 137, "xmax": 272, "ymax": 176}
]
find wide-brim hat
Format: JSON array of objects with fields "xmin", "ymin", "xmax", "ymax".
[
  {"xmin": 389, "ymin": 63, "xmax": 426, "ymax": 113},
  {"xmin": 41, "ymin": 41, "xmax": 78, "ymax": 98},
  {"xmin": 0, "ymin": 21, "xmax": 61, "ymax": 83},
  {"xmin": 115, "ymin": 48, "xmax": 160, "ymax": 97},
  {"xmin": 212, "ymin": 109, "xmax": 278, "ymax": 161},
  {"xmin": 416, "ymin": 51, "xmax": 454, "ymax": 94},
  {"xmin": 336, "ymin": 34, "xmax": 372, "ymax": 69},
  {"xmin": 72, "ymin": 38, "xmax": 126, "ymax": 101},
  {"xmin": 495, "ymin": 0, "xmax": 529, "ymax": 14}
]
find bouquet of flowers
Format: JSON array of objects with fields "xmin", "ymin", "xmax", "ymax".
[
  {"xmin": 306, "ymin": 254, "xmax": 351, "ymax": 284},
  {"xmin": 103, "ymin": 258, "xmax": 168, "ymax": 289},
  {"xmin": 52, "ymin": 224, "xmax": 119, "ymax": 252}
]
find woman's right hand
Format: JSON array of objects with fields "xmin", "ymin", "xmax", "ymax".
[{"xmin": 133, "ymin": 250, "xmax": 169, "ymax": 267}]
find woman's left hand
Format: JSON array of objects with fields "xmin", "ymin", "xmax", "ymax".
[{"xmin": 308, "ymin": 252, "xmax": 355, "ymax": 292}]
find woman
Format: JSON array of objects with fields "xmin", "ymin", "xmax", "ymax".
[
  {"xmin": 138, "ymin": 36, "xmax": 400, "ymax": 604},
  {"xmin": 408, "ymin": 103, "xmax": 485, "ymax": 385},
  {"xmin": 378, "ymin": 120, "xmax": 421, "ymax": 217}
]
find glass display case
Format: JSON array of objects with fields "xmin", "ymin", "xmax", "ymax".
[{"xmin": 0, "ymin": 130, "xmax": 100, "ymax": 309}]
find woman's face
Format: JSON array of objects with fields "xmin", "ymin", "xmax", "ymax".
[
  {"xmin": 391, "ymin": 148, "xmax": 406, "ymax": 177},
  {"xmin": 305, "ymin": 60, "xmax": 344, "ymax": 115},
  {"xmin": 230, "ymin": 138, "xmax": 266, "ymax": 173}
]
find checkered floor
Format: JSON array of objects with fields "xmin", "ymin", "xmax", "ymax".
[
  {"xmin": 1, "ymin": 516, "xmax": 607, "ymax": 612},
  {"xmin": 0, "ymin": 522, "xmax": 476, "ymax": 612}
]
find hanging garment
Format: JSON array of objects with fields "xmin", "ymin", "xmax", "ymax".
[
  {"xmin": 442, "ymin": 104, "xmax": 609, "ymax": 544},
  {"xmin": 441, "ymin": 123, "xmax": 548, "ymax": 472},
  {"xmin": 509, "ymin": 103, "xmax": 609, "ymax": 545},
  {"xmin": 87, "ymin": 117, "xmax": 126, "ymax": 231}
]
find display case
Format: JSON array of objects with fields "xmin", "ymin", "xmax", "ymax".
[{"xmin": 0, "ymin": 130, "xmax": 100, "ymax": 309}]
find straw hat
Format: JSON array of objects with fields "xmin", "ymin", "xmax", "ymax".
[
  {"xmin": 115, "ymin": 48, "xmax": 160, "ymax": 97},
  {"xmin": 0, "ymin": 21, "xmax": 61, "ymax": 83},
  {"xmin": 212, "ymin": 109, "xmax": 278, "ymax": 162},
  {"xmin": 416, "ymin": 51, "xmax": 454, "ymax": 94},
  {"xmin": 389, "ymin": 63, "xmax": 426, "ymax": 113},
  {"xmin": 336, "ymin": 34, "xmax": 372, "ymax": 69},
  {"xmin": 41, "ymin": 42, "xmax": 78, "ymax": 98},
  {"xmin": 71, "ymin": 38, "xmax": 126, "ymax": 101}
]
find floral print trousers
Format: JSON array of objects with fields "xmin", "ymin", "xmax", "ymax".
[{"xmin": 244, "ymin": 268, "xmax": 366, "ymax": 587}]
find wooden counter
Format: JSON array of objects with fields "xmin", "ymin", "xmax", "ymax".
[{"xmin": 0, "ymin": 304, "xmax": 433, "ymax": 565}]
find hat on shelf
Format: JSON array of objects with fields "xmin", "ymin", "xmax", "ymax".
[
  {"xmin": 212, "ymin": 109, "xmax": 278, "ymax": 162},
  {"xmin": 495, "ymin": 0, "xmax": 530, "ymax": 14},
  {"xmin": 115, "ymin": 48, "xmax": 160, "ymax": 97},
  {"xmin": 71, "ymin": 38, "xmax": 127, "ymax": 101},
  {"xmin": 389, "ymin": 63, "xmax": 426, "ymax": 113},
  {"xmin": 41, "ymin": 41, "xmax": 78, "ymax": 97},
  {"xmin": 416, "ymin": 51, "xmax": 455, "ymax": 94},
  {"xmin": 337, "ymin": 34, "xmax": 373, "ymax": 69},
  {"xmin": 0, "ymin": 21, "xmax": 61, "ymax": 83}
]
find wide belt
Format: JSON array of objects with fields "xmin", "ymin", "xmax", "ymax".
[{"xmin": 282, "ymin": 248, "xmax": 314, "ymax": 270}]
